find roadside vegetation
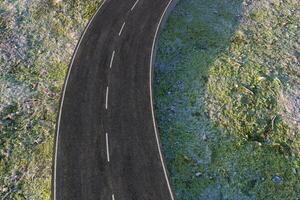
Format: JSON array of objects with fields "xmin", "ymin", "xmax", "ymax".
[
  {"xmin": 0, "ymin": 0, "xmax": 299, "ymax": 199},
  {"xmin": 0, "ymin": 0, "xmax": 101, "ymax": 199},
  {"xmin": 154, "ymin": 0, "xmax": 300, "ymax": 199}
]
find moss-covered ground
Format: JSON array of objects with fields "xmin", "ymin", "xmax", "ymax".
[
  {"xmin": 0, "ymin": 0, "xmax": 299, "ymax": 199},
  {"xmin": 0, "ymin": 1, "xmax": 101, "ymax": 199},
  {"xmin": 154, "ymin": 0, "xmax": 300, "ymax": 199}
]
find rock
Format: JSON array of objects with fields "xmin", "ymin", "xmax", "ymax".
[
  {"xmin": 257, "ymin": 76, "xmax": 266, "ymax": 81},
  {"xmin": 183, "ymin": 155, "xmax": 189, "ymax": 161},
  {"xmin": 2, "ymin": 187, "xmax": 8, "ymax": 192},
  {"xmin": 195, "ymin": 172, "xmax": 202, "ymax": 177},
  {"xmin": 53, "ymin": 0, "xmax": 63, "ymax": 4},
  {"xmin": 6, "ymin": 113, "xmax": 14, "ymax": 121},
  {"xmin": 272, "ymin": 175, "xmax": 282, "ymax": 184},
  {"xmin": 255, "ymin": 141, "xmax": 262, "ymax": 146}
]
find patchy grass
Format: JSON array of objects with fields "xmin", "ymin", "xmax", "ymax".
[
  {"xmin": 155, "ymin": 0, "xmax": 300, "ymax": 199},
  {"xmin": 0, "ymin": 0, "xmax": 101, "ymax": 199},
  {"xmin": 1, "ymin": 0, "xmax": 298, "ymax": 199}
]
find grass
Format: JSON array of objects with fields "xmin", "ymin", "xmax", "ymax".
[
  {"xmin": 0, "ymin": 0, "xmax": 299, "ymax": 199},
  {"xmin": 0, "ymin": 0, "xmax": 101, "ymax": 199},
  {"xmin": 154, "ymin": 0, "xmax": 300, "ymax": 199}
]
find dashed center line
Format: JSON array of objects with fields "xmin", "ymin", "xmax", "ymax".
[
  {"xmin": 105, "ymin": 86, "xmax": 109, "ymax": 110},
  {"xmin": 110, "ymin": 50, "xmax": 115, "ymax": 69},
  {"xmin": 118, "ymin": 22, "xmax": 126, "ymax": 36},
  {"xmin": 106, "ymin": 133, "xmax": 110, "ymax": 162},
  {"xmin": 130, "ymin": 0, "xmax": 140, "ymax": 11}
]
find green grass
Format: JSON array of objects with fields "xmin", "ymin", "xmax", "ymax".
[
  {"xmin": 154, "ymin": 0, "xmax": 300, "ymax": 199},
  {"xmin": 0, "ymin": 1, "xmax": 101, "ymax": 199},
  {"xmin": 0, "ymin": 0, "xmax": 299, "ymax": 199}
]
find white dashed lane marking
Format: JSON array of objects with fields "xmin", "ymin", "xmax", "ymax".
[
  {"xmin": 131, "ymin": 0, "xmax": 140, "ymax": 11},
  {"xmin": 106, "ymin": 133, "xmax": 110, "ymax": 162},
  {"xmin": 110, "ymin": 51, "xmax": 115, "ymax": 69},
  {"xmin": 105, "ymin": 86, "xmax": 109, "ymax": 110},
  {"xmin": 118, "ymin": 22, "xmax": 126, "ymax": 36}
]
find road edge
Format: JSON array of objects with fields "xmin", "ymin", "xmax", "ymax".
[
  {"xmin": 51, "ymin": 1, "xmax": 107, "ymax": 199},
  {"xmin": 149, "ymin": 0, "xmax": 180, "ymax": 199}
]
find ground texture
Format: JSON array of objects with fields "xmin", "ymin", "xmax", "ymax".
[
  {"xmin": 154, "ymin": 0, "xmax": 300, "ymax": 199},
  {"xmin": 0, "ymin": 1, "xmax": 101, "ymax": 199},
  {"xmin": 0, "ymin": 0, "xmax": 299, "ymax": 199}
]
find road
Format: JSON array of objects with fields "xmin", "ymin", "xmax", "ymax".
[{"xmin": 52, "ymin": 0, "xmax": 177, "ymax": 199}]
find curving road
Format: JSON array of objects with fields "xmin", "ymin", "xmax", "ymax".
[{"xmin": 52, "ymin": 0, "xmax": 177, "ymax": 199}]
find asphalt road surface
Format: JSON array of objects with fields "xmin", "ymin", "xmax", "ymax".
[{"xmin": 52, "ymin": 0, "xmax": 177, "ymax": 199}]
